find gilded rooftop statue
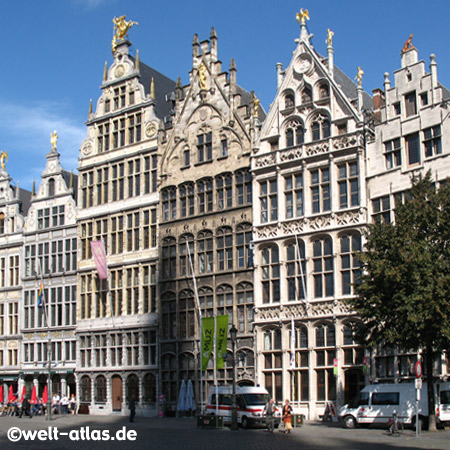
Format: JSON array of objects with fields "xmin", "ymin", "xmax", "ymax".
[
  {"xmin": 0, "ymin": 151, "xmax": 8, "ymax": 170},
  {"xmin": 296, "ymin": 8, "xmax": 310, "ymax": 25},
  {"xmin": 112, "ymin": 15, "xmax": 138, "ymax": 52}
]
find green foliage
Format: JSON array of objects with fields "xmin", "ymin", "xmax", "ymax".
[{"xmin": 347, "ymin": 172, "xmax": 450, "ymax": 354}]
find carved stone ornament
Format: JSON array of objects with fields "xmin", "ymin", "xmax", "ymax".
[
  {"xmin": 309, "ymin": 214, "xmax": 332, "ymax": 230},
  {"xmin": 305, "ymin": 142, "xmax": 329, "ymax": 156},
  {"xmin": 332, "ymin": 134, "xmax": 358, "ymax": 150},
  {"xmin": 281, "ymin": 219, "xmax": 307, "ymax": 235},
  {"xmin": 335, "ymin": 210, "xmax": 363, "ymax": 226},
  {"xmin": 82, "ymin": 141, "xmax": 93, "ymax": 156},
  {"xmin": 254, "ymin": 153, "xmax": 276, "ymax": 168},
  {"xmin": 114, "ymin": 64, "xmax": 125, "ymax": 78},
  {"xmin": 145, "ymin": 121, "xmax": 158, "ymax": 138},
  {"xmin": 294, "ymin": 54, "xmax": 312, "ymax": 75},
  {"xmin": 255, "ymin": 224, "xmax": 278, "ymax": 239},
  {"xmin": 280, "ymin": 147, "xmax": 303, "ymax": 162}
]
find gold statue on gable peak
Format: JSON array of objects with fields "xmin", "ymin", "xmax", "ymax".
[
  {"xmin": 112, "ymin": 16, "xmax": 138, "ymax": 53},
  {"xmin": 296, "ymin": 8, "xmax": 310, "ymax": 25}
]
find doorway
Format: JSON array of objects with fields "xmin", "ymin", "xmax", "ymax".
[
  {"xmin": 112, "ymin": 375, "xmax": 123, "ymax": 411},
  {"xmin": 344, "ymin": 369, "xmax": 365, "ymax": 404}
]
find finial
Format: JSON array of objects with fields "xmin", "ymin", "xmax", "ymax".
[
  {"xmin": 326, "ymin": 29, "xmax": 334, "ymax": 47},
  {"xmin": 32, "ymin": 179, "xmax": 36, "ymax": 196},
  {"xmin": 401, "ymin": 34, "xmax": 415, "ymax": 53},
  {"xmin": 89, "ymin": 99, "xmax": 93, "ymax": 116},
  {"xmin": 150, "ymin": 77, "xmax": 155, "ymax": 100},
  {"xmin": 296, "ymin": 8, "xmax": 310, "ymax": 25},
  {"xmin": 112, "ymin": 15, "xmax": 138, "ymax": 53},
  {"xmin": 210, "ymin": 27, "xmax": 217, "ymax": 39},
  {"xmin": 252, "ymin": 92, "xmax": 260, "ymax": 118},
  {"xmin": 0, "ymin": 150, "xmax": 8, "ymax": 170},
  {"xmin": 355, "ymin": 67, "xmax": 364, "ymax": 87},
  {"xmin": 193, "ymin": 33, "xmax": 199, "ymax": 45},
  {"xmin": 103, "ymin": 61, "xmax": 108, "ymax": 81},
  {"xmin": 135, "ymin": 49, "xmax": 140, "ymax": 71},
  {"xmin": 230, "ymin": 58, "xmax": 236, "ymax": 71},
  {"xmin": 50, "ymin": 130, "xmax": 58, "ymax": 150}
]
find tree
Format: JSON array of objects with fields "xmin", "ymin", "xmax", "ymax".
[{"xmin": 347, "ymin": 172, "xmax": 450, "ymax": 431}]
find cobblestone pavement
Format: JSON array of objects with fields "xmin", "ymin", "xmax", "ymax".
[{"xmin": 0, "ymin": 414, "xmax": 449, "ymax": 450}]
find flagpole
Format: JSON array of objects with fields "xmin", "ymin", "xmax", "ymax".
[
  {"xmin": 37, "ymin": 259, "xmax": 52, "ymax": 421},
  {"xmin": 186, "ymin": 241, "xmax": 203, "ymax": 414}
]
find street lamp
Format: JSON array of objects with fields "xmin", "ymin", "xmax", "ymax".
[{"xmin": 229, "ymin": 324, "xmax": 238, "ymax": 431}]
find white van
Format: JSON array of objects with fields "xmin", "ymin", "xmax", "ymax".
[
  {"xmin": 338, "ymin": 383, "xmax": 428, "ymax": 429},
  {"xmin": 206, "ymin": 385, "xmax": 281, "ymax": 428},
  {"xmin": 436, "ymin": 383, "xmax": 450, "ymax": 425}
]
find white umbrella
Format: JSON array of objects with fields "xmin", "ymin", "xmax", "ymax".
[
  {"xmin": 186, "ymin": 379, "xmax": 197, "ymax": 412},
  {"xmin": 177, "ymin": 380, "xmax": 187, "ymax": 412}
]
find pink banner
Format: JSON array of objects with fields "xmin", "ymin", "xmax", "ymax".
[{"xmin": 90, "ymin": 241, "xmax": 108, "ymax": 279}]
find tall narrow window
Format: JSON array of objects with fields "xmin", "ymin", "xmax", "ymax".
[
  {"xmin": 260, "ymin": 179, "xmax": 278, "ymax": 223},
  {"xmin": 311, "ymin": 167, "xmax": 330, "ymax": 213},
  {"xmin": 236, "ymin": 223, "xmax": 252, "ymax": 269},
  {"xmin": 285, "ymin": 173, "xmax": 304, "ymax": 218},
  {"xmin": 404, "ymin": 91, "xmax": 417, "ymax": 117},
  {"xmin": 286, "ymin": 241, "xmax": 306, "ymax": 301},
  {"xmin": 161, "ymin": 237, "xmax": 176, "ymax": 280},
  {"xmin": 197, "ymin": 132, "xmax": 212, "ymax": 163},
  {"xmin": 338, "ymin": 161, "xmax": 359, "ymax": 209},
  {"xmin": 313, "ymin": 237, "xmax": 334, "ymax": 298},
  {"xmin": 261, "ymin": 245, "xmax": 280, "ymax": 304},
  {"xmin": 384, "ymin": 138, "xmax": 401, "ymax": 169},
  {"xmin": 406, "ymin": 133, "xmax": 420, "ymax": 166},
  {"xmin": 340, "ymin": 233, "xmax": 361, "ymax": 295},
  {"xmin": 236, "ymin": 170, "xmax": 252, "ymax": 206},
  {"xmin": 423, "ymin": 125, "xmax": 442, "ymax": 157},
  {"xmin": 197, "ymin": 178, "xmax": 213, "ymax": 213},
  {"xmin": 161, "ymin": 187, "xmax": 177, "ymax": 221},
  {"xmin": 216, "ymin": 174, "xmax": 233, "ymax": 210},
  {"xmin": 197, "ymin": 231, "xmax": 213, "ymax": 274},
  {"xmin": 216, "ymin": 227, "xmax": 233, "ymax": 271}
]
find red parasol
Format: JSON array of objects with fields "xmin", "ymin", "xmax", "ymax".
[
  {"xmin": 42, "ymin": 385, "xmax": 48, "ymax": 405},
  {"xmin": 30, "ymin": 385, "xmax": 38, "ymax": 405},
  {"xmin": 20, "ymin": 385, "xmax": 26, "ymax": 402},
  {"xmin": 0, "ymin": 385, "xmax": 3, "ymax": 403},
  {"xmin": 7, "ymin": 385, "xmax": 14, "ymax": 403}
]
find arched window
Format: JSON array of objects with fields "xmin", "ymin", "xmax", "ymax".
[
  {"xmin": 216, "ymin": 173, "xmax": 233, "ymax": 209},
  {"xmin": 311, "ymin": 114, "xmax": 331, "ymax": 141},
  {"xmin": 179, "ymin": 234, "xmax": 194, "ymax": 277},
  {"xmin": 236, "ymin": 169, "xmax": 252, "ymax": 205},
  {"xmin": 237, "ymin": 282, "xmax": 253, "ymax": 332},
  {"xmin": 286, "ymin": 241, "xmax": 307, "ymax": 301},
  {"xmin": 216, "ymin": 284, "xmax": 233, "ymax": 319},
  {"xmin": 216, "ymin": 227, "xmax": 233, "ymax": 271},
  {"xmin": 197, "ymin": 230, "xmax": 213, "ymax": 274},
  {"xmin": 48, "ymin": 178, "xmax": 55, "ymax": 197},
  {"xmin": 179, "ymin": 289, "xmax": 195, "ymax": 338},
  {"xmin": 340, "ymin": 233, "xmax": 362, "ymax": 295},
  {"xmin": 197, "ymin": 178, "xmax": 213, "ymax": 213},
  {"xmin": 161, "ymin": 237, "xmax": 176, "ymax": 280},
  {"xmin": 161, "ymin": 292, "xmax": 176, "ymax": 339},
  {"xmin": 285, "ymin": 120, "xmax": 304, "ymax": 148},
  {"xmin": 236, "ymin": 223, "xmax": 253, "ymax": 269},
  {"xmin": 319, "ymin": 83, "xmax": 329, "ymax": 99},
  {"xmin": 301, "ymin": 86, "xmax": 312, "ymax": 104},
  {"xmin": 180, "ymin": 182, "xmax": 195, "ymax": 217},
  {"xmin": 126, "ymin": 374, "xmax": 139, "ymax": 402},
  {"xmin": 261, "ymin": 245, "xmax": 280, "ymax": 303},
  {"xmin": 94, "ymin": 375, "xmax": 107, "ymax": 403},
  {"xmin": 285, "ymin": 93, "xmax": 295, "ymax": 109},
  {"xmin": 80, "ymin": 375, "xmax": 91, "ymax": 402},
  {"xmin": 143, "ymin": 373, "xmax": 156, "ymax": 403},
  {"xmin": 199, "ymin": 286, "xmax": 214, "ymax": 317},
  {"xmin": 312, "ymin": 237, "xmax": 334, "ymax": 298},
  {"xmin": 161, "ymin": 187, "xmax": 176, "ymax": 221}
]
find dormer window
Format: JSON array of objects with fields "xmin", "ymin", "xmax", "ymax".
[
  {"xmin": 197, "ymin": 132, "xmax": 212, "ymax": 163},
  {"xmin": 48, "ymin": 178, "xmax": 55, "ymax": 197}
]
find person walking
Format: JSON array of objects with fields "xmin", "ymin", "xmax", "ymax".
[
  {"xmin": 282, "ymin": 399, "xmax": 293, "ymax": 434},
  {"xmin": 20, "ymin": 396, "xmax": 32, "ymax": 418},
  {"xmin": 129, "ymin": 396, "xmax": 136, "ymax": 423},
  {"xmin": 263, "ymin": 398, "xmax": 276, "ymax": 433}
]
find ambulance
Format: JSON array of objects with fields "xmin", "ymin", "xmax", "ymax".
[{"xmin": 206, "ymin": 385, "xmax": 281, "ymax": 428}]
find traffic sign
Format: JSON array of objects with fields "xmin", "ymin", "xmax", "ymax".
[{"xmin": 415, "ymin": 361, "xmax": 422, "ymax": 378}]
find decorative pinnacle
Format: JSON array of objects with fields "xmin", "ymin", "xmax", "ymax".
[
  {"xmin": 135, "ymin": 49, "xmax": 140, "ymax": 71},
  {"xmin": 150, "ymin": 78, "xmax": 155, "ymax": 100},
  {"xmin": 296, "ymin": 8, "xmax": 310, "ymax": 25},
  {"xmin": 89, "ymin": 99, "xmax": 93, "ymax": 116},
  {"xmin": 355, "ymin": 67, "xmax": 364, "ymax": 87},
  {"xmin": 326, "ymin": 29, "xmax": 334, "ymax": 47},
  {"xmin": 103, "ymin": 61, "xmax": 108, "ymax": 81}
]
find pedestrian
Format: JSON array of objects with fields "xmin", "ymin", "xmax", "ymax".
[
  {"xmin": 20, "ymin": 396, "xmax": 32, "ymax": 418},
  {"xmin": 69, "ymin": 394, "xmax": 77, "ymax": 415},
  {"xmin": 129, "ymin": 396, "xmax": 136, "ymax": 423},
  {"xmin": 52, "ymin": 393, "xmax": 60, "ymax": 414},
  {"xmin": 61, "ymin": 394, "xmax": 69, "ymax": 414},
  {"xmin": 263, "ymin": 398, "xmax": 276, "ymax": 432},
  {"xmin": 282, "ymin": 399, "xmax": 293, "ymax": 434}
]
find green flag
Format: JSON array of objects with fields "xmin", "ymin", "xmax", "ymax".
[
  {"xmin": 215, "ymin": 315, "xmax": 229, "ymax": 369},
  {"xmin": 201, "ymin": 317, "xmax": 215, "ymax": 371}
]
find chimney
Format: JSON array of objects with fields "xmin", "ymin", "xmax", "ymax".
[{"xmin": 372, "ymin": 88, "xmax": 385, "ymax": 122}]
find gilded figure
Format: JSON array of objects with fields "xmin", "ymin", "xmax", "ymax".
[
  {"xmin": 51, "ymin": 130, "xmax": 58, "ymax": 150},
  {"xmin": 112, "ymin": 16, "xmax": 138, "ymax": 52},
  {"xmin": 253, "ymin": 95, "xmax": 260, "ymax": 117},
  {"xmin": 0, "ymin": 151, "xmax": 7, "ymax": 170},
  {"xmin": 355, "ymin": 66, "xmax": 364, "ymax": 87},
  {"xmin": 326, "ymin": 29, "xmax": 334, "ymax": 46},
  {"xmin": 198, "ymin": 63, "xmax": 207, "ymax": 90},
  {"xmin": 402, "ymin": 34, "xmax": 414, "ymax": 53},
  {"xmin": 296, "ymin": 8, "xmax": 310, "ymax": 25}
]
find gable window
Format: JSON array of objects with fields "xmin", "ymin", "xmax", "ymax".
[
  {"xmin": 406, "ymin": 133, "xmax": 420, "ymax": 166},
  {"xmin": 311, "ymin": 114, "xmax": 330, "ymax": 141},
  {"xmin": 221, "ymin": 139, "xmax": 228, "ymax": 157},
  {"xmin": 301, "ymin": 86, "xmax": 312, "ymax": 104},
  {"xmin": 384, "ymin": 138, "xmax": 401, "ymax": 169},
  {"xmin": 183, "ymin": 148, "xmax": 190, "ymax": 167},
  {"xmin": 197, "ymin": 132, "xmax": 212, "ymax": 163},
  {"xmin": 285, "ymin": 94, "xmax": 295, "ymax": 109},
  {"xmin": 424, "ymin": 125, "xmax": 442, "ymax": 157},
  {"xmin": 338, "ymin": 161, "xmax": 359, "ymax": 209},
  {"xmin": 48, "ymin": 178, "xmax": 55, "ymax": 197},
  {"xmin": 404, "ymin": 91, "xmax": 417, "ymax": 117},
  {"xmin": 319, "ymin": 83, "xmax": 329, "ymax": 99},
  {"xmin": 285, "ymin": 120, "xmax": 304, "ymax": 147}
]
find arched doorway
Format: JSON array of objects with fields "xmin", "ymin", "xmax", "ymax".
[
  {"xmin": 126, "ymin": 374, "xmax": 139, "ymax": 402},
  {"xmin": 344, "ymin": 369, "xmax": 365, "ymax": 404},
  {"xmin": 111, "ymin": 375, "xmax": 123, "ymax": 411}
]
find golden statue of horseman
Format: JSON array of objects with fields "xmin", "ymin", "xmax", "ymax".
[{"xmin": 112, "ymin": 16, "xmax": 138, "ymax": 53}]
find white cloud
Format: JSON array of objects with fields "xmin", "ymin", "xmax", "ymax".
[{"xmin": 0, "ymin": 99, "xmax": 86, "ymax": 190}]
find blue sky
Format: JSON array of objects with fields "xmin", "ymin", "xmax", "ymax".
[{"xmin": 1, "ymin": 0, "xmax": 449, "ymax": 191}]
